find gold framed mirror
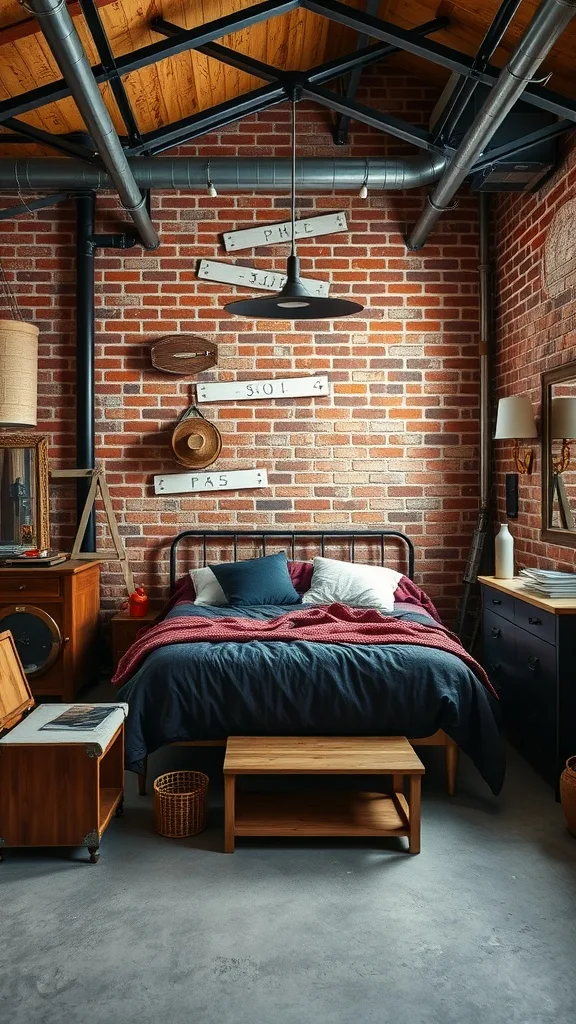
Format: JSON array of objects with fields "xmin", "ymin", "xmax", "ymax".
[
  {"xmin": 541, "ymin": 361, "xmax": 576, "ymax": 548},
  {"xmin": 0, "ymin": 434, "xmax": 50, "ymax": 553}
]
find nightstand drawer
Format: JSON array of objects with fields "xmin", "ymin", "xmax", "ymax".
[
  {"xmin": 514, "ymin": 602, "xmax": 556, "ymax": 646},
  {"xmin": 0, "ymin": 578, "xmax": 61, "ymax": 599},
  {"xmin": 482, "ymin": 586, "xmax": 514, "ymax": 623},
  {"xmin": 482, "ymin": 610, "xmax": 515, "ymax": 688}
]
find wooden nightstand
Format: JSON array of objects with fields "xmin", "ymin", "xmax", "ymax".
[
  {"xmin": 110, "ymin": 607, "xmax": 159, "ymax": 665},
  {"xmin": 0, "ymin": 559, "xmax": 100, "ymax": 700}
]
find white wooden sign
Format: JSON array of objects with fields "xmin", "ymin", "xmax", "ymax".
[
  {"xmin": 154, "ymin": 467, "xmax": 268, "ymax": 495},
  {"xmin": 197, "ymin": 259, "xmax": 329, "ymax": 297},
  {"xmin": 223, "ymin": 211, "xmax": 348, "ymax": 252},
  {"xmin": 197, "ymin": 375, "xmax": 330, "ymax": 404}
]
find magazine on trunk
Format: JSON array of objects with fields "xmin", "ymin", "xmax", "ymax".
[{"xmin": 39, "ymin": 705, "xmax": 118, "ymax": 731}]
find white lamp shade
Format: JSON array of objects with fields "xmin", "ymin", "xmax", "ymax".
[
  {"xmin": 494, "ymin": 395, "xmax": 538, "ymax": 440},
  {"xmin": 0, "ymin": 319, "xmax": 39, "ymax": 427},
  {"xmin": 551, "ymin": 397, "xmax": 576, "ymax": 439}
]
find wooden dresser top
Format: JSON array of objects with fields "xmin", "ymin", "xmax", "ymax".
[{"xmin": 478, "ymin": 575, "xmax": 576, "ymax": 615}]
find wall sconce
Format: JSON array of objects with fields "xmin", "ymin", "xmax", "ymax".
[
  {"xmin": 551, "ymin": 397, "xmax": 576, "ymax": 473},
  {"xmin": 494, "ymin": 395, "xmax": 538, "ymax": 474}
]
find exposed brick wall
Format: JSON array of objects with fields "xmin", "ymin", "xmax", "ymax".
[
  {"xmin": 0, "ymin": 71, "xmax": 481, "ymax": 621},
  {"xmin": 494, "ymin": 132, "xmax": 576, "ymax": 572}
]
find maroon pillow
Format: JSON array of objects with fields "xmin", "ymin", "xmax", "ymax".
[{"xmin": 288, "ymin": 560, "xmax": 313, "ymax": 594}]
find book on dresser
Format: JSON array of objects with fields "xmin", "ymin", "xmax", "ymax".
[{"xmin": 478, "ymin": 575, "xmax": 576, "ymax": 790}]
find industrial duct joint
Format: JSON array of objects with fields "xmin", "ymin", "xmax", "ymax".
[
  {"xmin": 23, "ymin": 0, "xmax": 160, "ymax": 250},
  {"xmin": 406, "ymin": 0, "xmax": 576, "ymax": 250}
]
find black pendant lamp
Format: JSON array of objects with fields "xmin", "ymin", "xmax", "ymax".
[{"xmin": 224, "ymin": 91, "xmax": 364, "ymax": 321}]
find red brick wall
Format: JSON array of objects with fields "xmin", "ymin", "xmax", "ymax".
[
  {"xmin": 494, "ymin": 133, "xmax": 576, "ymax": 572},
  {"xmin": 0, "ymin": 72, "xmax": 481, "ymax": 620}
]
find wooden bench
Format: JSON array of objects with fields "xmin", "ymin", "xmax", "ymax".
[{"xmin": 222, "ymin": 735, "xmax": 425, "ymax": 854}]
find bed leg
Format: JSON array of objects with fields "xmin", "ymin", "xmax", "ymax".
[
  {"xmin": 445, "ymin": 738, "xmax": 459, "ymax": 797},
  {"xmin": 137, "ymin": 757, "xmax": 147, "ymax": 797}
]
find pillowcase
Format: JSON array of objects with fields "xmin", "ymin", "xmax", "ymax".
[
  {"xmin": 302, "ymin": 556, "xmax": 402, "ymax": 613},
  {"xmin": 209, "ymin": 552, "xmax": 301, "ymax": 606},
  {"xmin": 190, "ymin": 566, "xmax": 228, "ymax": 606},
  {"xmin": 288, "ymin": 560, "xmax": 313, "ymax": 594}
]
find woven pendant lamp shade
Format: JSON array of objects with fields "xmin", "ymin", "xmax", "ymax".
[{"xmin": 0, "ymin": 320, "xmax": 39, "ymax": 428}]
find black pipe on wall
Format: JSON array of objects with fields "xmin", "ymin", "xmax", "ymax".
[{"xmin": 76, "ymin": 194, "xmax": 96, "ymax": 551}]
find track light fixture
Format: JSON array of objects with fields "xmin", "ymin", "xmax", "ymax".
[
  {"xmin": 224, "ymin": 88, "xmax": 364, "ymax": 321},
  {"xmin": 358, "ymin": 159, "xmax": 369, "ymax": 199},
  {"xmin": 206, "ymin": 159, "xmax": 218, "ymax": 197}
]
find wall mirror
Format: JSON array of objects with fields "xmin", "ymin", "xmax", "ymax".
[
  {"xmin": 0, "ymin": 434, "xmax": 50, "ymax": 554},
  {"xmin": 541, "ymin": 362, "xmax": 576, "ymax": 547}
]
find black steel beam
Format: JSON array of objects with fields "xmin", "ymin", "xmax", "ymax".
[
  {"xmin": 301, "ymin": 0, "xmax": 576, "ymax": 122},
  {"xmin": 333, "ymin": 0, "xmax": 379, "ymax": 146},
  {"xmin": 470, "ymin": 118, "xmax": 574, "ymax": 172},
  {"xmin": 433, "ymin": 0, "xmax": 523, "ymax": 145},
  {"xmin": 303, "ymin": 83, "xmax": 442, "ymax": 152},
  {"xmin": 2, "ymin": 118, "xmax": 97, "ymax": 160},
  {"xmin": 79, "ymin": 0, "xmax": 143, "ymax": 148},
  {"xmin": 0, "ymin": 191, "xmax": 71, "ymax": 221},
  {"xmin": 133, "ymin": 83, "xmax": 286, "ymax": 155}
]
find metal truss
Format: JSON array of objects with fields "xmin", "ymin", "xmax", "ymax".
[{"xmin": 0, "ymin": 0, "xmax": 573, "ymax": 178}]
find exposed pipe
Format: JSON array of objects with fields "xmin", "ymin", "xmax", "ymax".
[
  {"xmin": 407, "ymin": 0, "xmax": 576, "ymax": 250},
  {"xmin": 0, "ymin": 154, "xmax": 447, "ymax": 192},
  {"xmin": 23, "ymin": 0, "xmax": 159, "ymax": 250},
  {"xmin": 76, "ymin": 194, "xmax": 96, "ymax": 551}
]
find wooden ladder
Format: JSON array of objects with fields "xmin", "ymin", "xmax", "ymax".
[{"xmin": 51, "ymin": 466, "xmax": 134, "ymax": 594}]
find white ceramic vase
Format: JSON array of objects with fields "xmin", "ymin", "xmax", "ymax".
[{"xmin": 495, "ymin": 523, "xmax": 514, "ymax": 579}]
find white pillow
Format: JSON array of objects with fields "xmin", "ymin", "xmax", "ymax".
[
  {"xmin": 190, "ymin": 566, "xmax": 228, "ymax": 606},
  {"xmin": 302, "ymin": 556, "xmax": 402, "ymax": 613}
]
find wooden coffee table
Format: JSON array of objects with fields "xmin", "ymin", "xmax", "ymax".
[{"xmin": 223, "ymin": 736, "xmax": 425, "ymax": 855}]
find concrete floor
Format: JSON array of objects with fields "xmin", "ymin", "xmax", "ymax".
[{"xmin": 2, "ymin": 742, "xmax": 576, "ymax": 1024}]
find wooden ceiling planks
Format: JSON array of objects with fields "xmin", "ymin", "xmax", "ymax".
[{"xmin": 0, "ymin": 0, "xmax": 575, "ymax": 160}]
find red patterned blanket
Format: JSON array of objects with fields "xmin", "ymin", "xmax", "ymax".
[{"xmin": 112, "ymin": 602, "xmax": 494, "ymax": 695}]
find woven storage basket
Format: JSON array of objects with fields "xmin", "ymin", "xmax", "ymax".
[
  {"xmin": 153, "ymin": 770, "xmax": 209, "ymax": 838},
  {"xmin": 560, "ymin": 756, "xmax": 576, "ymax": 837}
]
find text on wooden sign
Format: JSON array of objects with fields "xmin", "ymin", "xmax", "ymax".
[
  {"xmin": 154, "ymin": 468, "xmax": 268, "ymax": 495},
  {"xmin": 223, "ymin": 212, "xmax": 348, "ymax": 252},
  {"xmin": 197, "ymin": 375, "xmax": 330, "ymax": 403}
]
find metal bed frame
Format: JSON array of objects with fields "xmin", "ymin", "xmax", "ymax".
[
  {"xmin": 136, "ymin": 527, "xmax": 458, "ymax": 797},
  {"xmin": 169, "ymin": 528, "xmax": 415, "ymax": 591}
]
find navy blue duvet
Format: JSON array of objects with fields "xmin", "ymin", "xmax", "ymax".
[{"xmin": 117, "ymin": 602, "xmax": 505, "ymax": 794}]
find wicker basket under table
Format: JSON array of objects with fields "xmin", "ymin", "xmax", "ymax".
[{"xmin": 154, "ymin": 770, "xmax": 209, "ymax": 837}]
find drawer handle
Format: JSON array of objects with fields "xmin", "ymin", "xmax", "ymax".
[
  {"xmin": 528, "ymin": 617, "xmax": 542, "ymax": 626},
  {"xmin": 18, "ymin": 584, "xmax": 26, "ymax": 591},
  {"xmin": 527, "ymin": 655, "xmax": 539, "ymax": 671},
  {"xmin": 491, "ymin": 627, "xmax": 501, "ymax": 638},
  {"xmin": 491, "ymin": 598, "xmax": 502, "ymax": 605}
]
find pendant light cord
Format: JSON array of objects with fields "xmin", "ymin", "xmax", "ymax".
[{"xmin": 291, "ymin": 91, "xmax": 296, "ymax": 258}]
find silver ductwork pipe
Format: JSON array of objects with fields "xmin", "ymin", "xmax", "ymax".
[
  {"xmin": 0, "ymin": 154, "xmax": 447, "ymax": 192},
  {"xmin": 407, "ymin": 0, "xmax": 576, "ymax": 250},
  {"xmin": 25, "ymin": 0, "xmax": 159, "ymax": 249}
]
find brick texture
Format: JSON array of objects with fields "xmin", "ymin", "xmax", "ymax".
[
  {"xmin": 494, "ymin": 132, "xmax": 576, "ymax": 572},
  {"xmin": 0, "ymin": 71, "xmax": 481, "ymax": 620}
]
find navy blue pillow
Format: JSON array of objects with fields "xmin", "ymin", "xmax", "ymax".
[{"xmin": 209, "ymin": 552, "xmax": 301, "ymax": 606}]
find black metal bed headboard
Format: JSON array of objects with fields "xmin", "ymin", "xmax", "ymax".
[{"xmin": 169, "ymin": 529, "xmax": 415, "ymax": 590}]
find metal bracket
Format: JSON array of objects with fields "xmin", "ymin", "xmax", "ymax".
[
  {"xmin": 85, "ymin": 744, "xmax": 102, "ymax": 758},
  {"xmin": 83, "ymin": 830, "xmax": 100, "ymax": 847}
]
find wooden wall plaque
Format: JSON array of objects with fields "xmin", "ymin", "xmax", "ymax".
[{"xmin": 150, "ymin": 336, "xmax": 218, "ymax": 376}]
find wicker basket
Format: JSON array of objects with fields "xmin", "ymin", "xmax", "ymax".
[{"xmin": 153, "ymin": 770, "xmax": 209, "ymax": 838}]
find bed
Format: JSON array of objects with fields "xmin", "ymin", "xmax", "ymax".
[{"xmin": 115, "ymin": 529, "xmax": 505, "ymax": 796}]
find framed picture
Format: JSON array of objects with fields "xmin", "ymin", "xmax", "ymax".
[{"xmin": 0, "ymin": 433, "xmax": 50, "ymax": 553}]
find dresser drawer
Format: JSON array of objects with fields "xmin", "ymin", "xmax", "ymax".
[
  {"xmin": 482, "ymin": 585, "xmax": 514, "ymax": 623},
  {"xmin": 482, "ymin": 609, "xmax": 516, "ymax": 690},
  {"xmin": 0, "ymin": 577, "xmax": 61, "ymax": 599},
  {"xmin": 514, "ymin": 601, "xmax": 557, "ymax": 646}
]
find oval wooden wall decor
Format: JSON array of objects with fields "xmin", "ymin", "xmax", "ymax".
[{"xmin": 150, "ymin": 335, "xmax": 218, "ymax": 375}]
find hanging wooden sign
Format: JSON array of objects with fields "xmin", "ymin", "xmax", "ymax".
[
  {"xmin": 197, "ymin": 259, "xmax": 330, "ymax": 297},
  {"xmin": 154, "ymin": 468, "xmax": 268, "ymax": 495},
  {"xmin": 197, "ymin": 375, "xmax": 330, "ymax": 404},
  {"xmin": 222, "ymin": 212, "xmax": 348, "ymax": 252},
  {"xmin": 150, "ymin": 335, "xmax": 217, "ymax": 375}
]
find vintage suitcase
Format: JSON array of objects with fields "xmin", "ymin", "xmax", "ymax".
[{"xmin": 0, "ymin": 630, "xmax": 127, "ymax": 863}]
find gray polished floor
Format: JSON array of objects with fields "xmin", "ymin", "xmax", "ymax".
[{"xmin": 2, "ymin": 742, "xmax": 575, "ymax": 1024}]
